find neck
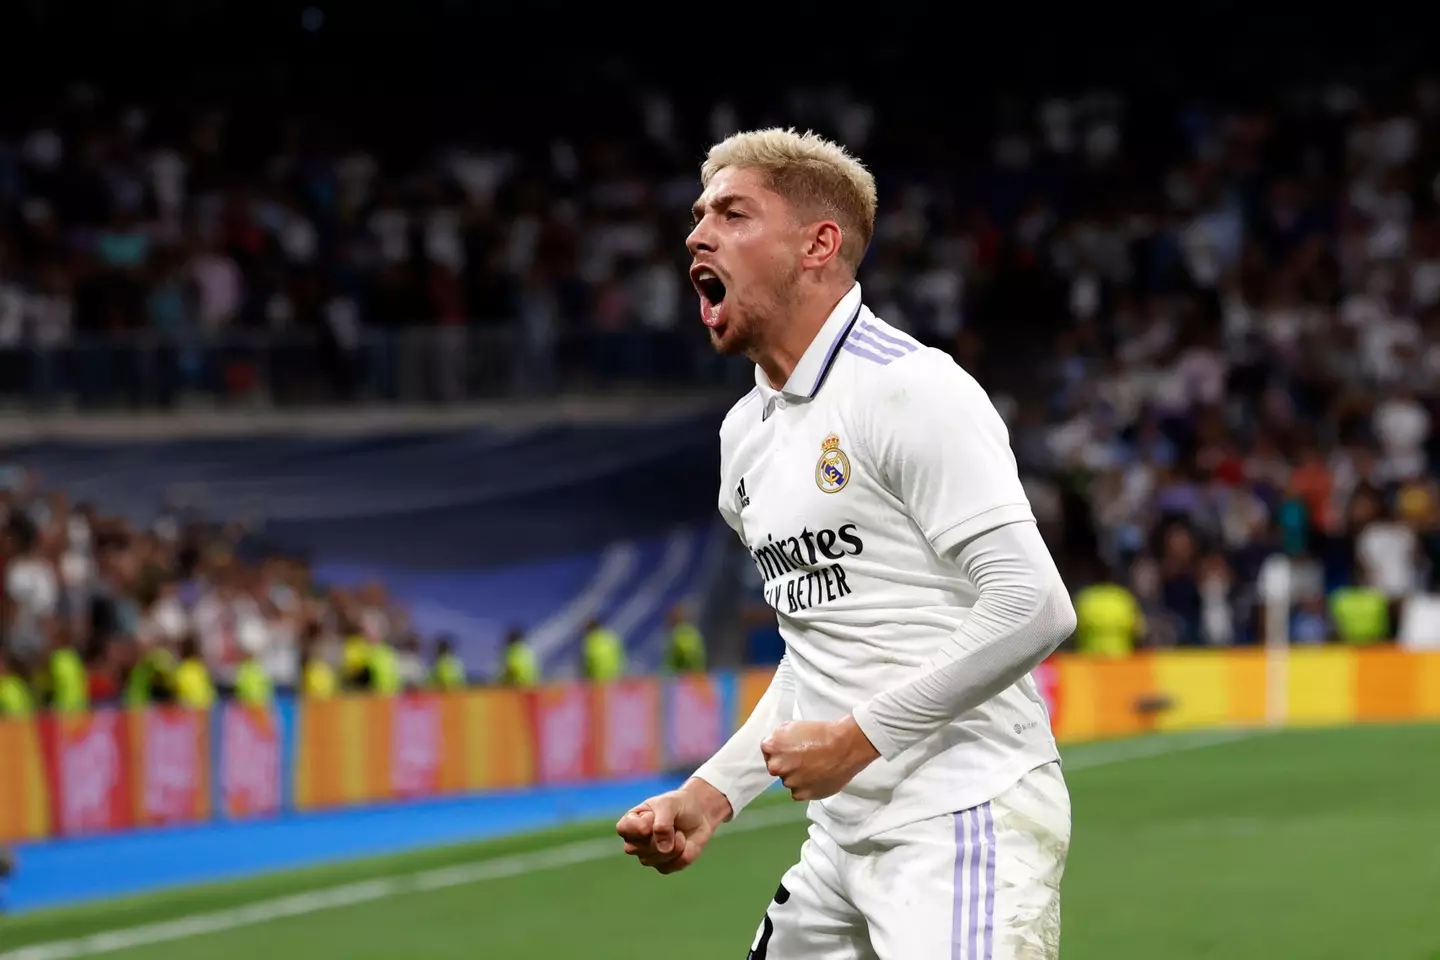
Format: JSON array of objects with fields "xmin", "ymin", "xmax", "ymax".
[{"xmin": 755, "ymin": 281, "xmax": 853, "ymax": 390}]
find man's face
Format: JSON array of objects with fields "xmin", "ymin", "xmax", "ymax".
[{"xmin": 686, "ymin": 166, "xmax": 803, "ymax": 358}]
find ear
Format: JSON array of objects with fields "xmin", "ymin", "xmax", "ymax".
[{"xmin": 799, "ymin": 220, "xmax": 843, "ymax": 272}]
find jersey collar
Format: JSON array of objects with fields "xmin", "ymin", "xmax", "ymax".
[{"xmin": 754, "ymin": 282, "xmax": 864, "ymax": 413}]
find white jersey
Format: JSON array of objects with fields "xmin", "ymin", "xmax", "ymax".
[{"xmin": 718, "ymin": 282, "xmax": 1059, "ymax": 845}]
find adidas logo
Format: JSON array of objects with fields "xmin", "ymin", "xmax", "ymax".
[{"xmin": 737, "ymin": 477, "xmax": 751, "ymax": 510}]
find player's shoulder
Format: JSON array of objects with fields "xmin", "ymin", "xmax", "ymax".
[
  {"xmin": 839, "ymin": 308, "xmax": 978, "ymax": 397},
  {"xmin": 719, "ymin": 385, "xmax": 762, "ymax": 440}
]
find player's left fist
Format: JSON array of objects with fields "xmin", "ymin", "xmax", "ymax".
[{"xmin": 761, "ymin": 716, "xmax": 880, "ymax": 801}]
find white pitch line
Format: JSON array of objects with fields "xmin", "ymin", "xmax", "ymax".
[{"xmin": 0, "ymin": 727, "xmax": 1265, "ymax": 960}]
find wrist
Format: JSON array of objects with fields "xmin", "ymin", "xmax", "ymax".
[
  {"xmin": 681, "ymin": 776, "xmax": 735, "ymax": 827},
  {"xmin": 839, "ymin": 711, "xmax": 885, "ymax": 765}
]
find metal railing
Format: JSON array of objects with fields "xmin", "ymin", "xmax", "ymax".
[{"xmin": 0, "ymin": 325, "xmax": 750, "ymax": 410}]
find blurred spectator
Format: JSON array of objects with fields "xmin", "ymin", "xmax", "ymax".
[
  {"xmin": 663, "ymin": 606, "xmax": 706, "ymax": 674},
  {"xmin": 299, "ymin": 626, "xmax": 338, "ymax": 699},
  {"xmin": 396, "ymin": 633, "xmax": 427, "ymax": 689},
  {"xmin": 431, "ymin": 636, "xmax": 466, "ymax": 691},
  {"xmin": 0, "ymin": 650, "xmax": 33, "ymax": 717},
  {"xmin": 234, "ymin": 650, "xmax": 273, "ymax": 707},
  {"xmin": 45, "ymin": 629, "xmax": 87, "ymax": 714},
  {"xmin": 581, "ymin": 618, "xmax": 625, "ymax": 682},
  {"xmin": 173, "ymin": 634, "xmax": 216, "ymax": 710},
  {"xmin": 1353, "ymin": 492, "xmax": 1419, "ymax": 603},
  {"xmin": 1329, "ymin": 585, "xmax": 1391, "ymax": 646},
  {"xmin": 345, "ymin": 628, "xmax": 401, "ymax": 696},
  {"xmin": 1072, "ymin": 566, "xmax": 1144, "ymax": 658},
  {"xmin": 499, "ymin": 627, "xmax": 539, "ymax": 688}
]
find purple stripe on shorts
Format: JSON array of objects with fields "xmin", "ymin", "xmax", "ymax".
[
  {"xmin": 952, "ymin": 811, "xmax": 967, "ymax": 960},
  {"xmin": 984, "ymin": 803, "xmax": 997, "ymax": 959},
  {"xmin": 953, "ymin": 802, "xmax": 996, "ymax": 960},
  {"xmin": 968, "ymin": 807, "xmax": 983, "ymax": 960}
]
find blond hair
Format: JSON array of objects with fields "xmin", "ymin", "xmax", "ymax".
[{"xmin": 701, "ymin": 128, "xmax": 877, "ymax": 273}]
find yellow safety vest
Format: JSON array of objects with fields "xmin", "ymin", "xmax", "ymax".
[
  {"xmin": 432, "ymin": 654, "xmax": 467, "ymax": 691},
  {"xmin": 235, "ymin": 660, "xmax": 274, "ymax": 706},
  {"xmin": 582, "ymin": 628, "xmax": 625, "ymax": 682},
  {"xmin": 1330, "ymin": 587, "xmax": 1389, "ymax": 645},
  {"xmin": 368, "ymin": 643, "xmax": 401, "ymax": 695},
  {"xmin": 502, "ymin": 643, "xmax": 540, "ymax": 687},
  {"xmin": 174, "ymin": 658, "xmax": 216, "ymax": 710},
  {"xmin": 50, "ymin": 648, "xmax": 89, "ymax": 713},
  {"xmin": 302, "ymin": 660, "xmax": 338, "ymax": 699},
  {"xmin": 1074, "ymin": 584, "xmax": 1140, "ymax": 658},
  {"xmin": 666, "ymin": 623, "xmax": 706, "ymax": 673},
  {"xmin": 0, "ymin": 675, "xmax": 33, "ymax": 718}
]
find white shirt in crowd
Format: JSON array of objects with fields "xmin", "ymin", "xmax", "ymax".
[
  {"xmin": 191, "ymin": 252, "xmax": 242, "ymax": 330},
  {"xmin": 1356, "ymin": 520, "xmax": 1417, "ymax": 599},
  {"xmin": 145, "ymin": 593, "xmax": 190, "ymax": 645},
  {"xmin": 696, "ymin": 284, "xmax": 1061, "ymax": 845},
  {"xmin": 6, "ymin": 554, "xmax": 59, "ymax": 618},
  {"xmin": 1373, "ymin": 395, "xmax": 1431, "ymax": 481}
]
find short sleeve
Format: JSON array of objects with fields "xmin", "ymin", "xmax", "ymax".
[{"xmin": 861, "ymin": 353, "xmax": 1033, "ymax": 555}]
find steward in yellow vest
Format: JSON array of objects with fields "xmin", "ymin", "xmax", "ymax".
[
  {"xmin": 499, "ymin": 628, "xmax": 540, "ymax": 687},
  {"xmin": 0, "ymin": 653, "xmax": 33, "ymax": 718},
  {"xmin": 1074, "ymin": 582, "xmax": 1143, "ymax": 658},
  {"xmin": 664, "ymin": 607, "xmax": 706, "ymax": 673},
  {"xmin": 431, "ymin": 637, "xmax": 467, "ymax": 691},
  {"xmin": 581, "ymin": 619, "xmax": 625, "ymax": 682},
  {"xmin": 173, "ymin": 637, "xmax": 216, "ymax": 710}
]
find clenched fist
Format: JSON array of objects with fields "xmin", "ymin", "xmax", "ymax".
[
  {"xmin": 616, "ymin": 778, "xmax": 732, "ymax": 875},
  {"xmin": 761, "ymin": 716, "xmax": 880, "ymax": 801}
]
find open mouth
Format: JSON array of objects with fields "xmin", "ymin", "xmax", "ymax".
[
  {"xmin": 691, "ymin": 266, "xmax": 728, "ymax": 328},
  {"xmin": 695, "ymin": 273, "xmax": 726, "ymax": 304}
]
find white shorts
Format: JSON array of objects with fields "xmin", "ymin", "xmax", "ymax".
[{"xmin": 746, "ymin": 761, "xmax": 1070, "ymax": 960}]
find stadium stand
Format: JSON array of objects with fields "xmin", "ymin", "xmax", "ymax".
[{"xmin": 1, "ymin": 2, "xmax": 1439, "ymax": 712}]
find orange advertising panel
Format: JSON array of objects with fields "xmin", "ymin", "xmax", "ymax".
[
  {"xmin": 469, "ymin": 688, "xmax": 535, "ymax": 789},
  {"xmin": 1354, "ymin": 646, "xmax": 1420, "ymax": 722},
  {"xmin": 1053, "ymin": 656, "xmax": 1159, "ymax": 743},
  {"xmin": 294, "ymin": 696, "xmax": 366, "ymax": 810},
  {"xmin": 0, "ymin": 718, "xmax": 49, "ymax": 843},
  {"xmin": 735, "ymin": 667, "xmax": 776, "ymax": 727},
  {"xmin": 8, "ymin": 648, "xmax": 1440, "ymax": 848}
]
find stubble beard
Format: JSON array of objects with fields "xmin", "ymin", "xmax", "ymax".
[{"xmin": 710, "ymin": 266, "xmax": 802, "ymax": 362}]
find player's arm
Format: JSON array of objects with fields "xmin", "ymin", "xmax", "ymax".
[
  {"xmin": 850, "ymin": 520, "xmax": 1073, "ymax": 759},
  {"xmin": 616, "ymin": 656, "xmax": 793, "ymax": 873},
  {"xmin": 688, "ymin": 453, "xmax": 799, "ymax": 820},
  {"xmin": 691, "ymin": 653, "xmax": 794, "ymax": 817},
  {"xmin": 849, "ymin": 355, "xmax": 1074, "ymax": 759},
  {"xmin": 617, "ymin": 462, "xmax": 793, "ymax": 871}
]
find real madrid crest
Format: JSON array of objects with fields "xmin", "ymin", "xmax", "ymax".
[{"xmin": 815, "ymin": 433, "xmax": 851, "ymax": 494}]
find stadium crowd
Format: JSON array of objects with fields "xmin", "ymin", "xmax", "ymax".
[
  {"xmin": 0, "ymin": 461, "xmax": 479, "ymax": 717},
  {"xmin": 4, "ymin": 67, "xmax": 1440, "ymax": 709}
]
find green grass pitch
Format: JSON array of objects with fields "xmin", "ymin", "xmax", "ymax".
[{"xmin": 4, "ymin": 724, "xmax": 1439, "ymax": 959}]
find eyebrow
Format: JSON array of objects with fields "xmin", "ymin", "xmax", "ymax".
[{"xmin": 691, "ymin": 192, "xmax": 745, "ymax": 223}]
